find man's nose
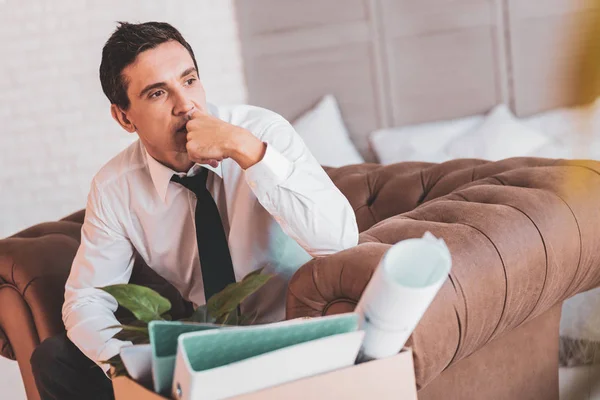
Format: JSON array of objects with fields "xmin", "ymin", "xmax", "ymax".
[{"xmin": 172, "ymin": 90, "xmax": 195, "ymax": 116}]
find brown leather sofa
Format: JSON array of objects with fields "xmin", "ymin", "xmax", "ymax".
[{"xmin": 2, "ymin": 157, "xmax": 600, "ymax": 400}]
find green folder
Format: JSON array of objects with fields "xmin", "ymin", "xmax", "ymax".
[{"xmin": 148, "ymin": 320, "xmax": 225, "ymax": 395}]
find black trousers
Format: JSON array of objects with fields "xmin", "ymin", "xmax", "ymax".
[{"xmin": 30, "ymin": 332, "xmax": 115, "ymax": 400}]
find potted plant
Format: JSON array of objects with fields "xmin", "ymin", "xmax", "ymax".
[{"xmin": 98, "ymin": 268, "xmax": 273, "ymax": 377}]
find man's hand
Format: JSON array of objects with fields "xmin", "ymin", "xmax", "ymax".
[
  {"xmin": 185, "ymin": 110, "xmax": 266, "ymax": 169},
  {"xmin": 185, "ymin": 110, "xmax": 235, "ymax": 167}
]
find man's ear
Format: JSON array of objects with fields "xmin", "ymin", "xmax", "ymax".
[{"xmin": 110, "ymin": 104, "xmax": 137, "ymax": 133}]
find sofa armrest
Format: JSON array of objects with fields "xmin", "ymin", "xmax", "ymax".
[
  {"xmin": 60, "ymin": 209, "xmax": 86, "ymax": 224},
  {"xmin": 0, "ymin": 221, "xmax": 82, "ymax": 400},
  {"xmin": 0, "ymin": 221, "xmax": 83, "ymax": 359},
  {"xmin": 288, "ymin": 158, "xmax": 600, "ymax": 389}
]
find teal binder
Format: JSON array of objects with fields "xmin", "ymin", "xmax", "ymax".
[{"xmin": 148, "ymin": 320, "xmax": 225, "ymax": 394}]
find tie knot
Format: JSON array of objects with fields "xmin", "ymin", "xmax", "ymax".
[{"xmin": 170, "ymin": 168, "xmax": 209, "ymax": 196}]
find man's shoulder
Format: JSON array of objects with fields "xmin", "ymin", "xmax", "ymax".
[{"xmin": 92, "ymin": 139, "xmax": 145, "ymax": 191}]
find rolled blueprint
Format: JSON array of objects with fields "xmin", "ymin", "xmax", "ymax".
[{"xmin": 355, "ymin": 232, "xmax": 452, "ymax": 361}]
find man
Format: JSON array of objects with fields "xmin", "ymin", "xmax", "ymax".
[{"xmin": 29, "ymin": 21, "xmax": 358, "ymax": 399}]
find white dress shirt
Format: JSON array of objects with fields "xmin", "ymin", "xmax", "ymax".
[{"xmin": 62, "ymin": 103, "xmax": 359, "ymax": 375}]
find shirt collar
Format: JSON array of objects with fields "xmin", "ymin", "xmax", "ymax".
[{"xmin": 143, "ymin": 102, "xmax": 223, "ymax": 202}]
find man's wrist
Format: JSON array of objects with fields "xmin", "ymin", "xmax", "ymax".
[{"xmin": 229, "ymin": 127, "xmax": 267, "ymax": 169}]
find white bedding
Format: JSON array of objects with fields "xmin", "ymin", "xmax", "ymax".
[{"xmin": 369, "ymin": 99, "xmax": 600, "ymax": 164}]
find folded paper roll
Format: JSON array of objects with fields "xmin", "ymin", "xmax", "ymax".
[{"xmin": 355, "ymin": 232, "xmax": 452, "ymax": 361}]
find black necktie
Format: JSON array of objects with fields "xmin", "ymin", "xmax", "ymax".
[{"xmin": 171, "ymin": 168, "xmax": 236, "ymax": 301}]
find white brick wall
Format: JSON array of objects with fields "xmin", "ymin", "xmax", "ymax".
[{"xmin": 0, "ymin": 0, "xmax": 247, "ymax": 238}]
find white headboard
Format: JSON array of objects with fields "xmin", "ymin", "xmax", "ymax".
[{"xmin": 235, "ymin": 0, "xmax": 599, "ymax": 161}]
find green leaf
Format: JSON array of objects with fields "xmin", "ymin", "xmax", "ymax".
[
  {"xmin": 104, "ymin": 324, "xmax": 149, "ymax": 334},
  {"xmin": 189, "ymin": 304, "xmax": 216, "ymax": 324},
  {"xmin": 99, "ymin": 354, "xmax": 128, "ymax": 378},
  {"xmin": 239, "ymin": 310, "xmax": 259, "ymax": 326},
  {"xmin": 207, "ymin": 268, "xmax": 273, "ymax": 319},
  {"xmin": 98, "ymin": 284, "xmax": 171, "ymax": 323},
  {"xmin": 217, "ymin": 310, "xmax": 240, "ymax": 326},
  {"xmin": 114, "ymin": 330, "xmax": 150, "ymax": 344},
  {"xmin": 243, "ymin": 268, "xmax": 265, "ymax": 279},
  {"xmin": 103, "ymin": 324, "xmax": 150, "ymax": 344}
]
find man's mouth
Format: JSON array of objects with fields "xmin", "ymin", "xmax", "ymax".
[{"xmin": 175, "ymin": 125, "xmax": 188, "ymax": 135}]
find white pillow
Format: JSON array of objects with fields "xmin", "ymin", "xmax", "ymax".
[
  {"xmin": 523, "ymin": 107, "xmax": 587, "ymax": 141},
  {"xmin": 446, "ymin": 104, "xmax": 549, "ymax": 161},
  {"xmin": 523, "ymin": 102, "xmax": 600, "ymax": 160},
  {"xmin": 292, "ymin": 95, "xmax": 364, "ymax": 167},
  {"xmin": 369, "ymin": 115, "xmax": 484, "ymax": 164}
]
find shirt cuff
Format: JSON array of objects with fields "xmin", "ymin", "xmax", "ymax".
[
  {"xmin": 244, "ymin": 143, "xmax": 293, "ymax": 195},
  {"xmin": 98, "ymin": 338, "xmax": 133, "ymax": 380}
]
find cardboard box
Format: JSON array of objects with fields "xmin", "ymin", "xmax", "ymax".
[{"xmin": 113, "ymin": 348, "xmax": 418, "ymax": 400}]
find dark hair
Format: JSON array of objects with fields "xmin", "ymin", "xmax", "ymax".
[{"xmin": 99, "ymin": 21, "xmax": 199, "ymax": 110}]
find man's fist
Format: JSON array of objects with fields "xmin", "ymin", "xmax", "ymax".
[
  {"xmin": 185, "ymin": 110, "xmax": 238, "ymax": 167},
  {"xmin": 185, "ymin": 109, "xmax": 267, "ymax": 170}
]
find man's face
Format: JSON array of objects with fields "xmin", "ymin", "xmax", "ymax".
[{"xmin": 116, "ymin": 40, "xmax": 207, "ymax": 159}]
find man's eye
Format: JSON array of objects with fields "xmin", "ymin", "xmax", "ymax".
[
  {"xmin": 149, "ymin": 90, "xmax": 164, "ymax": 99},
  {"xmin": 185, "ymin": 78, "xmax": 196, "ymax": 86}
]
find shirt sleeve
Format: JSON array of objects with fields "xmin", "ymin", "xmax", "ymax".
[
  {"xmin": 244, "ymin": 117, "xmax": 359, "ymax": 256},
  {"xmin": 62, "ymin": 179, "xmax": 135, "ymax": 378}
]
